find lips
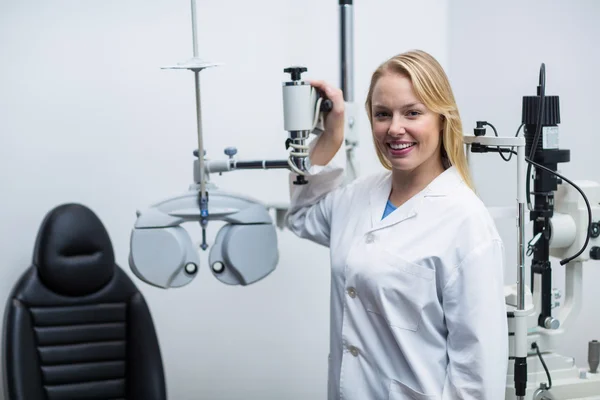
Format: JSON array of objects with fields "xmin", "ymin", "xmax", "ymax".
[
  {"xmin": 386, "ymin": 142, "xmax": 416, "ymax": 157},
  {"xmin": 388, "ymin": 142, "xmax": 416, "ymax": 150}
]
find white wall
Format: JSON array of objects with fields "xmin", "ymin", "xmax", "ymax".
[
  {"xmin": 448, "ymin": 0, "xmax": 600, "ymax": 371},
  {"xmin": 0, "ymin": 1, "xmax": 448, "ymax": 399}
]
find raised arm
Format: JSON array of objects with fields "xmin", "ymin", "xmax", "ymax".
[{"xmin": 285, "ymin": 80, "xmax": 346, "ymax": 248}]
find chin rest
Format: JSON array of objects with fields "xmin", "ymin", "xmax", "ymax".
[{"xmin": 2, "ymin": 203, "xmax": 167, "ymax": 400}]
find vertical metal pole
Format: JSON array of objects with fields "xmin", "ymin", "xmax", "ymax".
[
  {"xmin": 339, "ymin": 0, "xmax": 360, "ymax": 181},
  {"xmin": 514, "ymin": 144, "xmax": 527, "ymax": 399},
  {"xmin": 191, "ymin": 0, "xmax": 205, "ymax": 197},
  {"xmin": 339, "ymin": 0, "xmax": 354, "ymax": 102},
  {"xmin": 191, "ymin": 0, "xmax": 199, "ymax": 56},
  {"xmin": 466, "ymin": 144, "xmax": 472, "ymax": 166},
  {"xmin": 190, "ymin": 0, "xmax": 209, "ymax": 249},
  {"xmin": 194, "ymin": 74, "xmax": 205, "ymax": 198},
  {"xmin": 517, "ymin": 145, "xmax": 526, "ymax": 310}
]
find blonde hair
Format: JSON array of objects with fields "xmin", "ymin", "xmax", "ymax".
[{"xmin": 365, "ymin": 49, "xmax": 475, "ymax": 191}]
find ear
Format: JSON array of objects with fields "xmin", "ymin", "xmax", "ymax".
[
  {"xmin": 438, "ymin": 127, "xmax": 446, "ymax": 154},
  {"xmin": 435, "ymin": 114, "xmax": 444, "ymax": 137}
]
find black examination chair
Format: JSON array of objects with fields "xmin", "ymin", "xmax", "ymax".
[{"xmin": 2, "ymin": 203, "xmax": 167, "ymax": 400}]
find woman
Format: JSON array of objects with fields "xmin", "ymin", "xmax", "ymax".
[{"xmin": 286, "ymin": 50, "xmax": 508, "ymax": 399}]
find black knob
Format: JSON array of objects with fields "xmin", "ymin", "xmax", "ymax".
[
  {"xmin": 474, "ymin": 121, "xmax": 486, "ymax": 136},
  {"xmin": 590, "ymin": 246, "xmax": 600, "ymax": 260},
  {"xmin": 591, "ymin": 222, "xmax": 600, "ymax": 238},
  {"xmin": 320, "ymin": 99, "xmax": 333, "ymax": 112},
  {"xmin": 284, "ymin": 66, "xmax": 307, "ymax": 81},
  {"xmin": 224, "ymin": 147, "xmax": 237, "ymax": 158},
  {"xmin": 293, "ymin": 175, "xmax": 308, "ymax": 185}
]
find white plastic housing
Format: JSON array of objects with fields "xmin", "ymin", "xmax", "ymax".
[
  {"xmin": 282, "ymin": 83, "xmax": 317, "ymax": 131},
  {"xmin": 550, "ymin": 212, "xmax": 577, "ymax": 249},
  {"xmin": 550, "ymin": 180, "xmax": 600, "ymax": 261}
]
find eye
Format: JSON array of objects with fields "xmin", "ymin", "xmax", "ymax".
[
  {"xmin": 374, "ymin": 111, "xmax": 390, "ymax": 118},
  {"xmin": 406, "ymin": 110, "xmax": 421, "ymax": 117}
]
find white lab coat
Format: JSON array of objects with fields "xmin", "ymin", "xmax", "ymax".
[{"xmin": 286, "ymin": 145, "xmax": 509, "ymax": 399}]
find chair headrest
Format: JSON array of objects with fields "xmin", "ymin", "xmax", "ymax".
[{"xmin": 33, "ymin": 203, "xmax": 115, "ymax": 297}]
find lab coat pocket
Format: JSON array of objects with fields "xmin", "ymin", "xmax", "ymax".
[
  {"xmin": 389, "ymin": 379, "xmax": 438, "ymax": 400},
  {"xmin": 362, "ymin": 250, "xmax": 434, "ymax": 332}
]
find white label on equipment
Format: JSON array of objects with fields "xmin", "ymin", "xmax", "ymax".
[{"xmin": 542, "ymin": 126, "xmax": 559, "ymax": 149}]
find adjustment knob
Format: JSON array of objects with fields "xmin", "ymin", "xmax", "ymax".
[
  {"xmin": 212, "ymin": 261, "xmax": 225, "ymax": 274},
  {"xmin": 590, "ymin": 246, "xmax": 600, "ymax": 260},
  {"xmin": 320, "ymin": 99, "xmax": 333, "ymax": 112},
  {"xmin": 474, "ymin": 121, "xmax": 486, "ymax": 136},
  {"xmin": 284, "ymin": 66, "xmax": 307, "ymax": 81},
  {"xmin": 589, "ymin": 340, "xmax": 600, "ymax": 373},
  {"xmin": 553, "ymin": 288, "xmax": 562, "ymax": 299},
  {"xmin": 591, "ymin": 222, "xmax": 600, "ymax": 238},
  {"xmin": 193, "ymin": 149, "xmax": 207, "ymax": 157},
  {"xmin": 544, "ymin": 316, "xmax": 560, "ymax": 330},
  {"xmin": 184, "ymin": 262, "xmax": 198, "ymax": 275},
  {"xmin": 224, "ymin": 147, "xmax": 237, "ymax": 158}
]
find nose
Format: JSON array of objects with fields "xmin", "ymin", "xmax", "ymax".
[{"xmin": 388, "ymin": 115, "xmax": 406, "ymax": 136}]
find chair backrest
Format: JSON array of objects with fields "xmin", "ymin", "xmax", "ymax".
[{"xmin": 2, "ymin": 203, "xmax": 167, "ymax": 400}]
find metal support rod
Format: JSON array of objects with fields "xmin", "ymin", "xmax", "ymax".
[
  {"xmin": 189, "ymin": 0, "xmax": 209, "ymax": 250},
  {"xmin": 191, "ymin": 0, "xmax": 199, "ymax": 57},
  {"xmin": 194, "ymin": 72, "xmax": 206, "ymax": 199},
  {"xmin": 515, "ymin": 144, "xmax": 527, "ymax": 400},
  {"xmin": 339, "ymin": 0, "xmax": 354, "ymax": 102},
  {"xmin": 339, "ymin": 0, "xmax": 360, "ymax": 182},
  {"xmin": 234, "ymin": 160, "xmax": 290, "ymax": 170},
  {"xmin": 517, "ymin": 145, "xmax": 526, "ymax": 310},
  {"xmin": 203, "ymin": 158, "xmax": 293, "ymax": 176},
  {"xmin": 190, "ymin": 0, "xmax": 206, "ymax": 199}
]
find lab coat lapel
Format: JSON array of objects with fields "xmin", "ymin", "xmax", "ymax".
[
  {"xmin": 368, "ymin": 172, "xmax": 420, "ymax": 232},
  {"xmin": 367, "ymin": 166, "xmax": 463, "ymax": 232}
]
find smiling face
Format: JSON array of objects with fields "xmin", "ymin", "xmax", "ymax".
[{"xmin": 371, "ymin": 72, "xmax": 444, "ymax": 175}]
